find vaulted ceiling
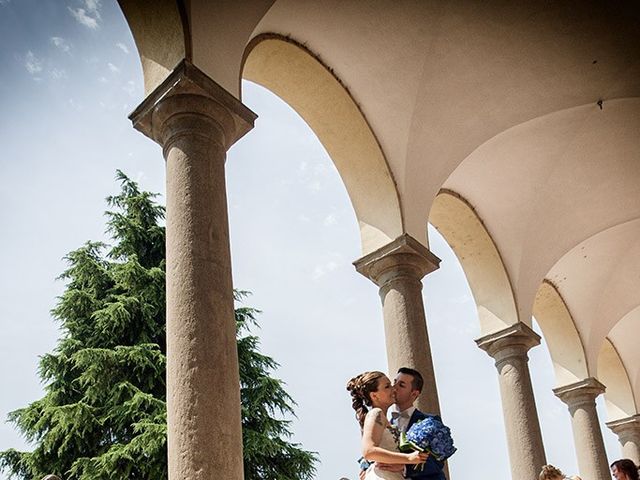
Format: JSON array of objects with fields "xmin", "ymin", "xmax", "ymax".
[{"xmin": 120, "ymin": 0, "xmax": 640, "ymax": 419}]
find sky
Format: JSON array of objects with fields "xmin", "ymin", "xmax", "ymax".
[{"xmin": 0, "ymin": 1, "xmax": 624, "ymax": 479}]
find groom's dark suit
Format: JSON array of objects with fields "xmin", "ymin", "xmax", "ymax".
[{"xmin": 404, "ymin": 409, "xmax": 446, "ymax": 480}]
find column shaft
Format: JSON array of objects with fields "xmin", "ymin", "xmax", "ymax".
[
  {"xmin": 354, "ymin": 234, "xmax": 441, "ymax": 414},
  {"xmin": 380, "ymin": 271, "xmax": 438, "ymax": 414},
  {"xmin": 130, "ymin": 61, "xmax": 256, "ymax": 480},
  {"xmin": 165, "ymin": 97, "xmax": 240, "ymax": 480},
  {"xmin": 623, "ymin": 440, "xmax": 640, "ymax": 464},
  {"xmin": 554, "ymin": 378, "xmax": 610, "ymax": 480},
  {"xmin": 621, "ymin": 436, "xmax": 640, "ymax": 464},
  {"xmin": 476, "ymin": 323, "xmax": 546, "ymax": 480}
]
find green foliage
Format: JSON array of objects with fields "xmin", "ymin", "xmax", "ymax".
[
  {"xmin": 236, "ymin": 293, "xmax": 317, "ymax": 480},
  {"xmin": 0, "ymin": 171, "xmax": 316, "ymax": 480}
]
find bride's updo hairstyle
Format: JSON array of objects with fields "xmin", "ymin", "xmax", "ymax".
[
  {"xmin": 538, "ymin": 464, "xmax": 565, "ymax": 480},
  {"xmin": 346, "ymin": 371, "xmax": 386, "ymax": 428},
  {"xmin": 611, "ymin": 459, "xmax": 640, "ymax": 480}
]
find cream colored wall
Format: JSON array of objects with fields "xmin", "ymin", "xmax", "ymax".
[
  {"xmin": 598, "ymin": 338, "xmax": 637, "ymax": 421},
  {"xmin": 444, "ymin": 99, "xmax": 640, "ymax": 328},
  {"xmin": 118, "ymin": 0, "xmax": 276, "ymax": 97},
  {"xmin": 248, "ymin": 1, "xmax": 640, "ymax": 251},
  {"xmin": 117, "ymin": 0, "xmax": 186, "ymax": 94},
  {"xmin": 609, "ymin": 307, "xmax": 640, "ymax": 411},
  {"xmin": 545, "ymin": 220, "xmax": 640, "ymax": 374},
  {"xmin": 118, "ymin": 0, "xmax": 640, "ymax": 411},
  {"xmin": 533, "ymin": 281, "xmax": 588, "ymax": 387},
  {"xmin": 242, "ymin": 37, "xmax": 403, "ymax": 255},
  {"xmin": 429, "ymin": 190, "xmax": 518, "ymax": 335},
  {"xmin": 190, "ymin": 0, "xmax": 275, "ymax": 98}
]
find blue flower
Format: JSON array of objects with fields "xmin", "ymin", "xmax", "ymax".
[{"xmin": 399, "ymin": 417, "xmax": 456, "ymax": 462}]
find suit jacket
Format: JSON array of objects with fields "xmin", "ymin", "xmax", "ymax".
[{"xmin": 404, "ymin": 409, "xmax": 446, "ymax": 480}]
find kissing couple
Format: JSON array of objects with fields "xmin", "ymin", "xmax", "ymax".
[{"xmin": 347, "ymin": 367, "xmax": 447, "ymax": 480}]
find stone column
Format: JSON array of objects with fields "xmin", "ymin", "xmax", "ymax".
[
  {"xmin": 476, "ymin": 323, "xmax": 546, "ymax": 480},
  {"xmin": 130, "ymin": 60, "xmax": 256, "ymax": 480},
  {"xmin": 607, "ymin": 415, "xmax": 640, "ymax": 464},
  {"xmin": 554, "ymin": 378, "xmax": 609, "ymax": 480},
  {"xmin": 354, "ymin": 234, "xmax": 441, "ymax": 414}
]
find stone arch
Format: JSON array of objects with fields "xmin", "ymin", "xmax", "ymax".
[
  {"xmin": 241, "ymin": 35, "xmax": 403, "ymax": 255},
  {"xmin": 533, "ymin": 280, "xmax": 588, "ymax": 386},
  {"xmin": 598, "ymin": 338, "xmax": 636, "ymax": 421},
  {"xmin": 429, "ymin": 189, "xmax": 518, "ymax": 335},
  {"xmin": 117, "ymin": 0, "xmax": 188, "ymax": 94}
]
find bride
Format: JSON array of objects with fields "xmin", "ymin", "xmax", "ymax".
[{"xmin": 347, "ymin": 371, "xmax": 428, "ymax": 480}]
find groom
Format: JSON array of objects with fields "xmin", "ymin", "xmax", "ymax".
[{"xmin": 360, "ymin": 367, "xmax": 446, "ymax": 480}]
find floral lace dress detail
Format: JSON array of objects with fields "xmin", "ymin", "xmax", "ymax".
[
  {"xmin": 386, "ymin": 424, "xmax": 401, "ymax": 444},
  {"xmin": 363, "ymin": 420, "xmax": 404, "ymax": 480}
]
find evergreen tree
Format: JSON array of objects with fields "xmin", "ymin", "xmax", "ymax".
[
  {"xmin": 0, "ymin": 171, "xmax": 316, "ymax": 480},
  {"xmin": 236, "ymin": 294, "xmax": 317, "ymax": 480}
]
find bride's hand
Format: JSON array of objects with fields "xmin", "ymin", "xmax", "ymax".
[{"xmin": 406, "ymin": 451, "xmax": 429, "ymax": 464}]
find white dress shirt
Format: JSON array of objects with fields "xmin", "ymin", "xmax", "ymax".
[{"xmin": 390, "ymin": 405, "xmax": 416, "ymax": 433}]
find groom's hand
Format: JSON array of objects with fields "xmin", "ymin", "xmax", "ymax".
[{"xmin": 375, "ymin": 463, "xmax": 404, "ymax": 472}]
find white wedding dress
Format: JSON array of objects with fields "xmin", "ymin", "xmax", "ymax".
[{"xmin": 363, "ymin": 423, "xmax": 404, "ymax": 480}]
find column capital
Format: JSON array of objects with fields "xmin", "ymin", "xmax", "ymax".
[
  {"xmin": 553, "ymin": 377, "xmax": 606, "ymax": 408},
  {"xmin": 353, "ymin": 234, "xmax": 441, "ymax": 287},
  {"xmin": 129, "ymin": 59, "xmax": 257, "ymax": 149},
  {"xmin": 608, "ymin": 414, "xmax": 640, "ymax": 465},
  {"xmin": 475, "ymin": 322, "xmax": 541, "ymax": 364},
  {"xmin": 606, "ymin": 414, "xmax": 640, "ymax": 437}
]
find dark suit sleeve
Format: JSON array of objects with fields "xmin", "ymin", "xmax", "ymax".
[{"xmin": 404, "ymin": 411, "xmax": 446, "ymax": 480}]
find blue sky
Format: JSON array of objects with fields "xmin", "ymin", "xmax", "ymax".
[{"xmin": 0, "ymin": 1, "xmax": 622, "ymax": 479}]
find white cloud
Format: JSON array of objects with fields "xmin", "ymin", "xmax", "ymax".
[
  {"xmin": 0, "ymin": 0, "xmax": 11, "ymax": 6},
  {"xmin": 24, "ymin": 51, "xmax": 42, "ymax": 75},
  {"xmin": 116, "ymin": 42, "xmax": 129, "ymax": 54},
  {"xmin": 68, "ymin": 7, "xmax": 98, "ymax": 28},
  {"xmin": 308, "ymin": 181, "xmax": 321, "ymax": 193},
  {"xmin": 107, "ymin": 62, "xmax": 120, "ymax": 73},
  {"xmin": 98, "ymin": 76, "xmax": 108, "ymax": 84},
  {"xmin": 50, "ymin": 36, "xmax": 71, "ymax": 53},
  {"xmin": 50, "ymin": 68, "xmax": 67, "ymax": 80},
  {"xmin": 122, "ymin": 80, "xmax": 136, "ymax": 97},
  {"xmin": 297, "ymin": 159, "xmax": 332, "ymax": 193},
  {"xmin": 323, "ymin": 213, "xmax": 337, "ymax": 226},
  {"xmin": 68, "ymin": 1, "xmax": 101, "ymax": 29},
  {"xmin": 84, "ymin": 0, "xmax": 100, "ymax": 15},
  {"xmin": 312, "ymin": 261, "xmax": 339, "ymax": 280},
  {"xmin": 67, "ymin": 98, "xmax": 83, "ymax": 111},
  {"xmin": 311, "ymin": 253, "xmax": 344, "ymax": 280}
]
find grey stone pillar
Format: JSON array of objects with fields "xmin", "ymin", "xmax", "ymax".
[
  {"xmin": 476, "ymin": 323, "xmax": 547, "ymax": 480},
  {"xmin": 554, "ymin": 378, "xmax": 609, "ymax": 480},
  {"xmin": 354, "ymin": 234, "xmax": 441, "ymax": 415},
  {"xmin": 130, "ymin": 60, "xmax": 256, "ymax": 480},
  {"xmin": 607, "ymin": 415, "xmax": 640, "ymax": 464}
]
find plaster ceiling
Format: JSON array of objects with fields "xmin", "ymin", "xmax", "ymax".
[
  {"xmin": 121, "ymin": 0, "xmax": 640, "ymax": 412},
  {"xmin": 247, "ymin": 0, "xmax": 640, "ymax": 404}
]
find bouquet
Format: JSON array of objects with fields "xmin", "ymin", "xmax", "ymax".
[{"xmin": 399, "ymin": 416, "xmax": 456, "ymax": 464}]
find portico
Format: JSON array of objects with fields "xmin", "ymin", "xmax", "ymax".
[{"xmin": 119, "ymin": 1, "xmax": 640, "ymax": 479}]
